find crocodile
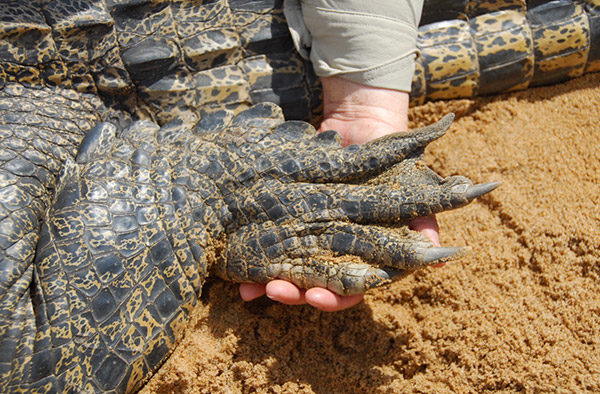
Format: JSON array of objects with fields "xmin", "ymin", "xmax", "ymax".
[
  {"xmin": 0, "ymin": 0, "xmax": 596, "ymax": 392},
  {"xmin": 2, "ymin": 95, "xmax": 498, "ymax": 392}
]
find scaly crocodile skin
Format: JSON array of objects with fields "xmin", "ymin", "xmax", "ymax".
[
  {"xmin": 0, "ymin": 0, "xmax": 321, "ymax": 124},
  {"xmin": 1, "ymin": 1, "xmax": 598, "ymax": 121},
  {"xmin": 5, "ymin": 100, "xmax": 495, "ymax": 392},
  {"xmin": 0, "ymin": 0, "xmax": 594, "ymax": 392},
  {"xmin": 411, "ymin": 0, "xmax": 600, "ymax": 104}
]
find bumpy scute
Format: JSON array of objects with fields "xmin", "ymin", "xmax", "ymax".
[{"xmin": 411, "ymin": 0, "xmax": 600, "ymax": 105}]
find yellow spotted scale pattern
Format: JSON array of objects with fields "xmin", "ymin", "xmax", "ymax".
[
  {"xmin": 0, "ymin": 0, "xmax": 596, "ymax": 392},
  {"xmin": 412, "ymin": 0, "xmax": 600, "ymax": 104}
]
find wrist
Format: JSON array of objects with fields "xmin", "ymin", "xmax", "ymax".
[{"xmin": 320, "ymin": 76, "xmax": 409, "ymax": 146}]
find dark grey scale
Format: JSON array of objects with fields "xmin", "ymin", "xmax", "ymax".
[
  {"xmin": 260, "ymin": 192, "xmax": 288, "ymax": 223},
  {"xmin": 241, "ymin": 55, "xmax": 306, "ymax": 94},
  {"xmin": 222, "ymin": 190, "xmax": 255, "ymax": 230},
  {"xmin": 94, "ymin": 352, "xmax": 130, "ymax": 392},
  {"xmin": 314, "ymin": 129, "xmax": 343, "ymax": 145},
  {"xmin": 119, "ymin": 122, "xmax": 161, "ymax": 164},
  {"xmin": 193, "ymin": 109, "xmax": 234, "ymax": 135},
  {"xmin": 230, "ymin": 101, "xmax": 282, "ymax": 126},
  {"xmin": 212, "ymin": 164, "xmax": 240, "ymax": 201},
  {"xmin": 470, "ymin": 10, "xmax": 534, "ymax": 95},
  {"xmin": 156, "ymin": 119, "xmax": 194, "ymax": 146},
  {"xmin": 421, "ymin": 0, "xmax": 469, "ymax": 25},
  {"xmin": 528, "ymin": 0, "xmax": 590, "ymax": 86},
  {"xmin": 235, "ymin": 2, "xmax": 291, "ymax": 55},
  {"xmin": 132, "ymin": 160, "xmax": 152, "ymax": 189},
  {"xmin": 190, "ymin": 65, "xmax": 248, "ymax": 109},
  {"xmin": 181, "ymin": 27, "xmax": 242, "ymax": 72},
  {"xmin": 329, "ymin": 229, "xmax": 357, "ymax": 256},
  {"xmin": 585, "ymin": 1, "xmax": 600, "ymax": 72},
  {"xmin": 171, "ymin": 0, "xmax": 228, "ymax": 37},
  {"xmin": 120, "ymin": 38, "xmax": 179, "ymax": 82},
  {"xmin": 75, "ymin": 123, "xmax": 118, "ymax": 164},
  {"xmin": 272, "ymin": 120, "xmax": 316, "ymax": 141},
  {"xmin": 278, "ymin": 156, "xmax": 302, "ymax": 178},
  {"xmin": 243, "ymin": 54, "xmax": 315, "ymax": 120},
  {"xmin": 253, "ymin": 155, "xmax": 275, "ymax": 176},
  {"xmin": 169, "ymin": 168, "xmax": 195, "ymax": 202},
  {"xmin": 234, "ymin": 183, "xmax": 277, "ymax": 225},
  {"xmin": 143, "ymin": 71, "xmax": 201, "ymax": 124},
  {"xmin": 106, "ymin": 159, "xmax": 132, "ymax": 181},
  {"xmin": 110, "ymin": 1, "xmax": 176, "ymax": 50},
  {"xmin": 3, "ymin": 157, "xmax": 36, "ymax": 178}
]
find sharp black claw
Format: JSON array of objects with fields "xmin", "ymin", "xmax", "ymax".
[{"xmin": 465, "ymin": 182, "xmax": 501, "ymax": 200}]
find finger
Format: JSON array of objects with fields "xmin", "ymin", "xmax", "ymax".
[
  {"xmin": 409, "ymin": 215, "xmax": 440, "ymax": 246},
  {"xmin": 305, "ymin": 288, "xmax": 364, "ymax": 312},
  {"xmin": 304, "ymin": 113, "xmax": 454, "ymax": 183},
  {"xmin": 220, "ymin": 220, "xmax": 459, "ymax": 295},
  {"xmin": 336, "ymin": 180, "xmax": 500, "ymax": 222},
  {"xmin": 240, "ymin": 114, "xmax": 454, "ymax": 184},
  {"xmin": 265, "ymin": 280, "xmax": 307, "ymax": 305},
  {"xmin": 239, "ymin": 283, "xmax": 266, "ymax": 301},
  {"xmin": 410, "ymin": 215, "xmax": 445, "ymax": 267},
  {"xmin": 296, "ymin": 221, "xmax": 459, "ymax": 271},
  {"xmin": 234, "ymin": 177, "xmax": 499, "ymax": 231}
]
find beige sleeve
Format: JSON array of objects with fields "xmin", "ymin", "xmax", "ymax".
[{"xmin": 284, "ymin": 0, "xmax": 423, "ymax": 92}]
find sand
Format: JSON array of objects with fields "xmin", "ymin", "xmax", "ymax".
[{"xmin": 142, "ymin": 73, "xmax": 600, "ymax": 393}]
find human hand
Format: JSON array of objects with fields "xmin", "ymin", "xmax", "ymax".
[{"xmin": 240, "ymin": 76, "xmax": 441, "ymax": 311}]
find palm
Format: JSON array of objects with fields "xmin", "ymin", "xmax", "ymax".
[{"xmin": 241, "ymin": 77, "xmax": 440, "ymax": 311}]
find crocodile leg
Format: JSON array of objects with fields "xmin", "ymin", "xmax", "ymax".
[
  {"xmin": 221, "ymin": 219, "xmax": 463, "ymax": 295},
  {"xmin": 0, "ymin": 83, "xmax": 122, "ymax": 391},
  {"xmin": 8, "ymin": 103, "xmax": 496, "ymax": 392}
]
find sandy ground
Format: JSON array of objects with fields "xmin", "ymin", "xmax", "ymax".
[{"xmin": 143, "ymin": 73, "xmax": 600, "ymax": 393}]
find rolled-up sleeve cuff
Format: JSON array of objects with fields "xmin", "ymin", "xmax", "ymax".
[
  {"xmin": 333, "ymin": 50, "xmax": 417, "ymax": 92},
  {"xmin": 284, "ymin": 0, "xmax": 421, "ymax": 92}
]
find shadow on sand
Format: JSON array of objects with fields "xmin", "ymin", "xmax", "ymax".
[{"xmin": 197, "ymin": 280, "xmax": 424, "ymax": 393}]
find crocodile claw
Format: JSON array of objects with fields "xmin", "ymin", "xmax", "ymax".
[
  {"xmin": 419, "ymin": 246, "xmax": 464, "ymax": 263},
  {"xmin": 465, "ymin": 182, "xmax": 501, "ymax": 200}
]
